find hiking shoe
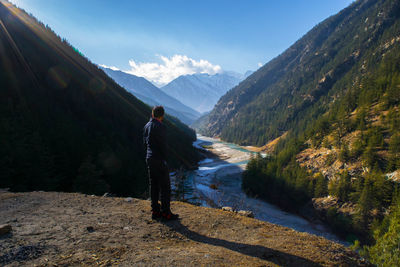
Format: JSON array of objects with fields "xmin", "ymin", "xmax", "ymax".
[
  {"xmin": 152, "ymin": 211, "xmax": 162, "ymax": 220},
  {"xmin": 162, "ymin": 212, "xmax": 179, "ymax": 221}
]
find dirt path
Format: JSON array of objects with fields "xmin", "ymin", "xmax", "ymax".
[{"xmin": 0, "ymin": 191, "xmax": 368, "ymax": 266}]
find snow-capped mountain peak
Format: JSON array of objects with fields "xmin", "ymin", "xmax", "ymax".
[{"xmin": 161, "ymin": 71, "xmax": 250, "ymax": 113}]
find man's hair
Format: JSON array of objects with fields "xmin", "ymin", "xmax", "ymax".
[{"xmin": 152, "ymin": 106, "xmax": 165, "ymax": 118}]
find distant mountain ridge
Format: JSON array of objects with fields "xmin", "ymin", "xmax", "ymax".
[
  {"xmin": 161, "ymin": 71, "xmax": 251, "ymax": 113},
  {"xmin": 100, "ymin": 67, "xmax": 200, "ymax": 124}
]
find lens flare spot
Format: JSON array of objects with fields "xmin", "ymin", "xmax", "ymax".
[{"xmin": 46, "ymin": 66, "xmax": 70, "ymax": 89}]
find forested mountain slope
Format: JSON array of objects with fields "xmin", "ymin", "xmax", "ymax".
[
  {"xmin": 100, "ymin": 67, "xmax": 200, "ymax": 125},
  {"xmin": 201, "ymin": 0, "xmax": 400, "ymax": 146},
  {"xmin": 198, "ymin": 0, "xmax": 400, "ymax": 263},
  {"xmin": 0, "ymin": 0, "xmax": 199, "ymax": 197}
]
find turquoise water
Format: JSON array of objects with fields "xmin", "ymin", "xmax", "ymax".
[{"xmin": 171, "ymin": 135, "xmax": 345, "ymax": 244}]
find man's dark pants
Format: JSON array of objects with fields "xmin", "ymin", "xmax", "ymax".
[{"xmin": 146, "ymin": 158, "xmax": 171, "ymax": 213}]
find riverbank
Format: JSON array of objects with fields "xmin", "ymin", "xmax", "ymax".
[
  {"xmin": 184, "ymin": 136, "xmax": 345, "ymax": 244},
  {"xmin": 0, "ymin": 191, "xmax": 369, "ymax": 266}
]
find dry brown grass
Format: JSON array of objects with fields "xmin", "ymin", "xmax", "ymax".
[{"xmin": 0, "ymin": 191, "xmax": 369, "ymax": 266}]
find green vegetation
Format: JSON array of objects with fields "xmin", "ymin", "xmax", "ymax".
[
  {"xmin": 366, "ymin": 198, "xmax": 400, "ymax": 266},
  {"xmin": 0, "ymin": 2, "xmax": 199, "ymax": 197},
  {"xmin": 242, "ymin": 40, "xmax": 400, "ymax": 255},
  {"xmin": 202, "ymin": 0, "xmax": 400, "ymax": 147},
  {"xmin": 197, "ymin": 0, "xmax": 400, "ymax": 263}
]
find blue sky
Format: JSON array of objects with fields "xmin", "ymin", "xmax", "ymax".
[{"xmin": 10, "ymin": 0, "xmax": 353, "ymax": 85}]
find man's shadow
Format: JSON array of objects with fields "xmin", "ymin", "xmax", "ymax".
[{"xmin": 161, "ymin": 219, "xmax": 323, "ymax": 267}]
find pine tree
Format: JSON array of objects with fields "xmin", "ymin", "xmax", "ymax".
[
  {"xmin": 388, "ymin": 134, "xmax": 400, "ymax": 171},
  {"xmin": 314, "ymin": 173, "xmax": 328, "ymax": 198},
  {"xmin": 354, "ymin": 179, "xmax": 374, "ymax": 232},
  {"xmin": 368, "ymin": 202, "xmax": 400, "ymax": 266}
]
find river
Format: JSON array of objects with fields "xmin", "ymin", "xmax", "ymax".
[{"xmin": 171, "ymin": 135, "xmax": 345, "ymax": 244}]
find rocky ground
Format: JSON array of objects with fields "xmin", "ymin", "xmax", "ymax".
[{"xmin": 0, "ymin": 191, "xmax": 370, "ymax": 266}]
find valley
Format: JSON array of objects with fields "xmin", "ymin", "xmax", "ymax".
[
  {"xmin": 193, "ymin": 0, "xmax": 400, "ymax": 264},
  {"xmin": 172, "ymin": 136, "xmax": 344, "ymax": 244},
  {"xmin": 1, "ymin": 0, "xmax": 400, "ymax": 265}
]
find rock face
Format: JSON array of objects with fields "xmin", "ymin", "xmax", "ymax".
[
  {"xmin": 300, "ymin": 196, "xmax": 358, "ymax": 225},
  {"xmin": 222, "ymin": 207, "xmax": 255, "ymax": 218},
  {"xmin": 222, "ymin": 206, "xmax": 234, "ymax": 212},
  {"xmin": 238, "ymin": 210, "xmax": 255, "ymax": 218},
  {"xmin": 0, "ymin": 191, "xmax": 369, "ymax": 266},
  {"xmin": 313, "ymin": 197, "xmax": 357, "ymax": 218},
  {"xmin": 295, "ymin": 130, "xmax": 366, "ymax": 181},
  {"xmin": 386, "ymin": 170, "xmax": 400, "ymax": 183}
]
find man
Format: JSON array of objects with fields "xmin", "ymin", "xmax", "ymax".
[{"xmin": 143, "ymin": 106, "xmax": 179, "ymax": 220}]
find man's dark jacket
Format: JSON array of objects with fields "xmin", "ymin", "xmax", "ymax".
[{"xmin": 143, "ymin": 118, "xmax": 167, "ymax": 160}]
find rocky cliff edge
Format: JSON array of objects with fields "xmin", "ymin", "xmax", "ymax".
[{"xmin": 0, "ymin": 191, "xmax": 369, "ymax": 266}]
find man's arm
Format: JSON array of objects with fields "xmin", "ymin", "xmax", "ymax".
[
  {"xmin": 143, "ymin": 124, "xmax": 149, "ymax": 154},
  {"xmin": 158, "ymin": 124, "xmax": 168, "ymax": 160},
  {"xmin": 143, "ymin": 126, "xmax": 146, "ymax": 146}
]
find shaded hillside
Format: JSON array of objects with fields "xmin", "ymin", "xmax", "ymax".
[
  {"xmin": 0, "ymin": 191, "xmax": 369, "ymax": 266},
  {"xmin": 100, "ymin": 67, "xmax": 200, "ymax": 124},
  {"xmin": 0, "ymin": 0, "xmax": 199, "ymax": 196},
  {"xmin": 200, "ymin": 0, "xmax": 400, "ymax": 146}
]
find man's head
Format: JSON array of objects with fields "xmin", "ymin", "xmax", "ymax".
[{"xmin": 152, "ymin": 106, "xmax": 165, "ymax": 121}]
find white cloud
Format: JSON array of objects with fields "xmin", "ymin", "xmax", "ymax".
[
  {"xmin": 257, "ymin": 62, "xmax": 263, "ymax": 67},
  {"xmin": 126, "ymin": 54, "xmax": 222, "ymax": 86},
  {"xmin": 99, "ymin": 64, "xmax": 120, "ymax": 71}
]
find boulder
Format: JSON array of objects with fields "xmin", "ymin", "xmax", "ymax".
[
  {"xmin": 125, "ymin": 197, "xmax": 133, "ymax": 202},
  {"xmin": 238, "ymin": 210, "xmax": 254, "ymax": 218},
  {"xmin": 0, "ymin": 224, "xmax": 12, "ymax": 236},
  {"xmin": 222, "ymin": 206, "xmax": 233, "ymax": 212}
]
